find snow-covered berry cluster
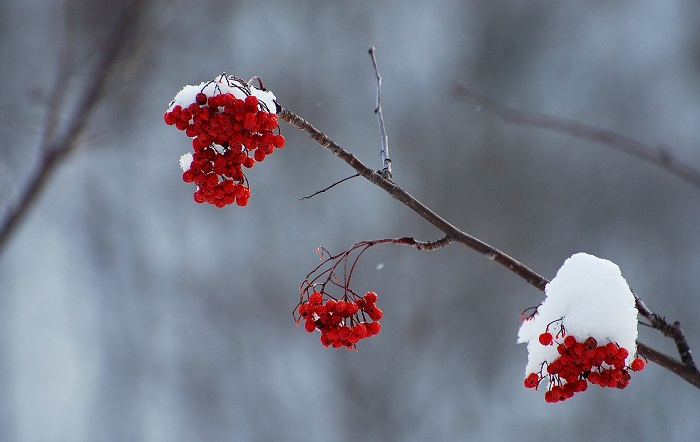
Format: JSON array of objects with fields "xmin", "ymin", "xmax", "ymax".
[
  {"xmin": 164, "ymin": 74, "xmax": 284, "ymax": 207},
  {"xmin": 295, "ymin": 291, "xmax": 383, "ymax": 350},
  {"xmin": 519, "ymin": 253, "xmax": 644, "ymax": 403},
  {"xmin": 524, "ymin": 324, "xmax": 646, "ymax": 402}
]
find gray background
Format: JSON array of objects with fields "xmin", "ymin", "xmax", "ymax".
[{"xmin": 1, "ymin": 0, "xmax": 699, "ymax": 440}]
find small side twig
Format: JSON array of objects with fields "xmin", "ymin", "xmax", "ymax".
[
  {"xmin": 454, "ymin": 84, "xmax": 700, "ymax": 189},
  {"xmin": 369, "ymin": 46, "xmax": 392, "ymax": 179},
  {"xmin": 300, "ymin": 236, "xmax": 454, "ymax": 300},
  {"xmin": 300, "ymin": 173, "xmax": 360, "ymax": 201}
]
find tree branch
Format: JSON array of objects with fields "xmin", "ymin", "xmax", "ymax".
[
  {"xmin": 278, "ymin": 106, "xmax": 547, "ymax": 291},
  {"xmin": 637, "ymin": 342, "xmax": 700, "ymax": 388},
  {"xmin": 279, "ymin": 105, "xmax": 700, "ymax": 389}
]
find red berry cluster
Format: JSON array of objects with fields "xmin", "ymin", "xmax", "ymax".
[
  {"xmin": 525, "ymin": 332, "xmax": 646, "ymax": 403},
  {"xmin": 164, "ymin": 87, "xmax": 284, "ymax": 207},
  {"xmin": 296, "ymin": 291, "xmax": 383, "ymax": 350}
]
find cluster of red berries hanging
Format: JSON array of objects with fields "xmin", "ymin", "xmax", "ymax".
[
  {"xmin": 523, "ymin": 322, "xmax": 646, "ymax": 403},
  {"xmin": 295, "ymin": 290, "xmax": 383, "ymax": 350},
  {"xmin": 518, "ymin": 253, "xmax": 643, "ymax": 403},
  {"xmin": 164, "ymin": 74, "xmax": 285, "ymax": 207}
]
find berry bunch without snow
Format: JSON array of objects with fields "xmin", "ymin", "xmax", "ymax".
[
  {"xmin": 164, "ymin": 74, "xmax": 285, "ymax": 207},
  {"xmin": 519, "ymin": 253, "xmax": 645, "ymax": 403},
  {"xmin": 295, "ymin": 243, "xmax": 385, "ymax": 350},
  {"xmin": 295, "ymin": 290, "xmax": 383, "ymax": 350}
]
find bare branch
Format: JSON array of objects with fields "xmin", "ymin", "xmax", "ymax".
[
  {"xmin": 278, "ymin": 106, "xmax": 548, "ymax": 291},
  {"xmin": 369, "ymin": 46, "xmax": 392, "ymax": 179},
  {"xmin": 454, "ymin": 84, "xmax": 700, "ymax": 189},
  {"xmin": 300, "ymin": 173, "xmax": 360, "ymax": 201},
  {"xmin": 637, "ymin": 342, "xmax": 700, "ymax": 388},
  {"xmin": 280, "ymin": 104, "xmax": 700, "ymax": 389}
]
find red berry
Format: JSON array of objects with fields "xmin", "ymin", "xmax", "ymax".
[
  {"xmin": 366, "ymin": 321, "xmax": 381, "ymax": 336},
  {"xmin": 346, "ymin": 301, "xmax": 359, "ymax": 316},
  {"xmin": 605, "ymin": 342, "xmax": 618, "ymax": 357},
  {"xmin": 564, "ymin": 335, "xmax": 577, "ymax": 348},
  {"xmin": 309, "ymin": 291, "xmax": 323, "ymax": 305},
  {"xmin": 364, "ymin": 292, "xmax": 378, "ymax": 304},
  {"xmin": 583, "ymin": 337, "xmax": 598, "ymax": 351},
  {"xmin": 367, "ymin": 306, "xmax": 383, "ymax": 321},
  {"xmin": 244, "ymin": 95, "xmax": 258, "ymax": 110},
  {"xmin": 335, "ymin": 300, "xmax": 348, "ymax": 317},
  {"xmin": 538, "ymin": 332, "xmax": 553, "ymax": 346},
  {"xmin": 325, "ymin": 299, "xmax": 337, "ymax": 313},
  {"xmin": 524, "ymin": 373, "xmax": 539, "ymax": 389},
  {"xmin": 164, "ymin": 112, "xmax": 176, "ymax": 125},
  {"xmin": 353, "ymin": 323, "xmax": 368, "ymax": 339},
  {"xmin": 631, "ymin": 358, "xmax": 645, "ymax": 372}
]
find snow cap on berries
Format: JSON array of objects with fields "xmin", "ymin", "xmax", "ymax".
[
  {"xmin": 518, "ymin": 253, "xmax": 642, "ymax": 402},
  {"xmin": 168, "ymin": 76, "xmax": 278, "ymax": 115}
]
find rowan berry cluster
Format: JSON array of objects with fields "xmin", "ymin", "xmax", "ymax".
[
  {"xmin": 164, "ymin": 75, "xmax": 284, "ymax": 207},
  {"xmin": 524, "ymin": 328, "xmax": 646, "ymax": 403},
  {"xmin": 295, "ymin": 291, "xmax": 383, "ymax": 350}
]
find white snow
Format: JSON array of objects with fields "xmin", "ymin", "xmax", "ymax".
[
  {"xmin": 168, "ymin": 74, "xmax": 278, "ymax": 114},
  {"xmin": 179, "ymin": 153, "xmax": 193, "ymax": 171},
  {"xmin": 518, "ymin": 253, "xmax": 639, "ymax": 375}
]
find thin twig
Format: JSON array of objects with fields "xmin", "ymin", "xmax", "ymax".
[
  {"xmin": 369, "ymin": 46, "xmax": 392, "ymax": 179},
  {"xmin": 300, "ymin": 173, "xmax": 360, "ymax": 201},
  {"xmin": 454, "ymin": 84, "xmax": 700, "ymax": 189}
]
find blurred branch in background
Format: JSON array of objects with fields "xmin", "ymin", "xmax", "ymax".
[
  {"xmin": 454, "ymin": 84, "xmax": 700, "ymax": 189},
  {"xmin": 0, "ymin": 0, "xmax": 147, "ymax": 256}
]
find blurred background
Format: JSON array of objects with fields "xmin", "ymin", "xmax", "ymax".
[{"xmin": 1, "ymin": 0, "xmax": 699, "ymax": 440}]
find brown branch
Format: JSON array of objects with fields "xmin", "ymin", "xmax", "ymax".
[
  {"xmin": 278, "ymin": 106, "xmax": 548, "ymax": 291},
  {"xmin": 637, "ymin": 342, "xmax": 700, "ymax": 388},
  {"xmin": 454, "ymin": 84, "xmax": 700, "ymax": 189},
  {"xmin": 280, "ymin": 105, "xmax": 700, "ymax": 389},
  {"xmin": 0, "ymin": 0, "xmax": 146, "ymax": 256},
  {"xmin": 635, "ymin": 294, "xmax": 697, "ymax": 372}
]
